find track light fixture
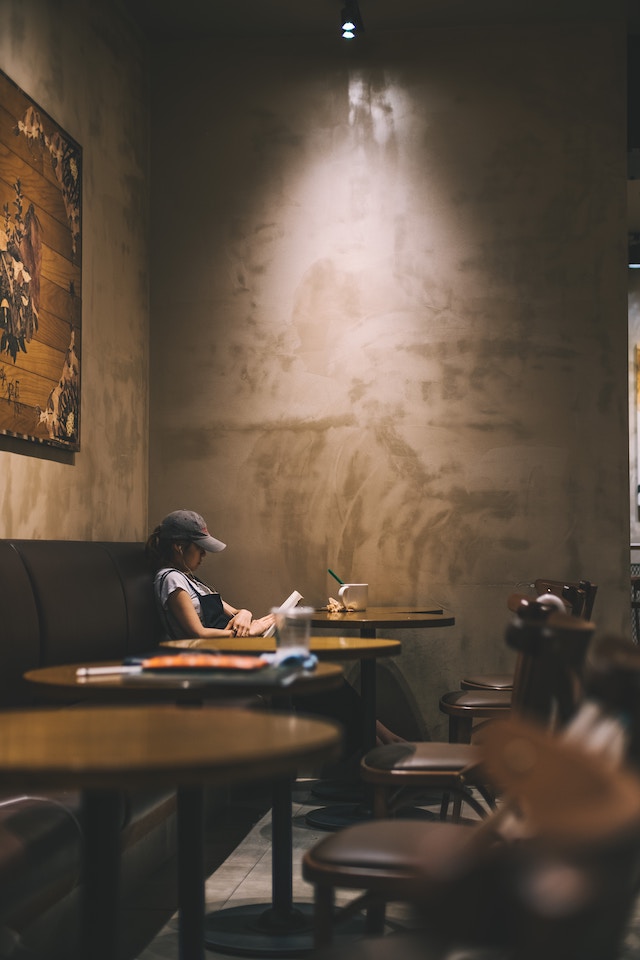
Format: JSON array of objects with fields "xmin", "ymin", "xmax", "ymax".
[{"xmin": 341, "ymin": 0, "xmax": 364, "ymax": 39}]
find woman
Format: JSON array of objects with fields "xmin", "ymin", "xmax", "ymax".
[
  {"xmin": 146, "ymin": 509, "xmax": 274, "ymax": 640},
  {"xmin": 146, "ymin": 509, "xmax": 402, "ymax": 758}
]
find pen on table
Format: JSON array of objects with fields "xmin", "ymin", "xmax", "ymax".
[
  {"xmin": 75, "ymin": 665, "xmax": 142, "ymax": 677},
  {"xmin": 280, "ymin": 668, "xmax": 305, "ymax": 686},
  {"xmin": 327, "ymin": 569, "xmax": 344, "ymax": 586}
]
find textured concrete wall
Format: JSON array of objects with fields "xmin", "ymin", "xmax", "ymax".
[
  {"xmin": 150, "ymin": 24, "xmax": 628, "ymax": 738},
  {"xmin": 0, "ymin": 0, "xmax": 149, "ymax": 540},
  {"xmin": 150, "ymin": 25, "xmax": 629, "ymax": 735},
  {"xmin": 0, "ymin": 7, "xmax": 627, "ymax": 738}
]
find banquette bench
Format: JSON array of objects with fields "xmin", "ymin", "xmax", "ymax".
[{"xmin": 0, "ymin": 538, "xmax": 224, "ymax": 960}]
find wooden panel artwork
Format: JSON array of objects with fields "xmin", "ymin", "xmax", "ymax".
[
  {"xmin": 0, "ymin": 69, "xmax": 81, "ymax": 451},
  {"xmin": 637, "ymin": 345, "xmax": 640, "ymax": 520}
]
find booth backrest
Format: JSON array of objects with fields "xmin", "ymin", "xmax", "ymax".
[{"xmin": 0, "ymin": 540, "xmax": 164, "ymax": 707}]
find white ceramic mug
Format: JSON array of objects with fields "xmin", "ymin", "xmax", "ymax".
[{"xmin": 338, "ymin": 583, "xmax": 368, "ymax": 611}]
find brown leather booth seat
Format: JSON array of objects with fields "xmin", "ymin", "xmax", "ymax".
[
  {"xmin": 0, "ymin": 539, "xmax": 164, "ymax": 706},
  {"xmin": 0, "ymin": 795, "xmax": 82, "ymax": 928},
  {"xmin": 0, "ymin": 539, "xmax": 189, "ymax": 959}
]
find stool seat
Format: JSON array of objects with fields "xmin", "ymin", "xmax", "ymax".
[
  {"xmin": 460, "ymin": 673, "xmax": 513, "ymax": 691},
  {"xmin": 303, "ymin": 818, "xmax": 498, "ymax": 948},
  {"xmin": 440, "ymin": 690, "xmax": 511, "ymax": 713},
  {"xmin": 439, "ymin": 690, "xmax": 511, "ymax": 743},
  {"xmin": 363, "ymin": 741, "xmax": 481, "ymax": 775},
  {"xmin": 303, "ymin": 818, "xmax": 474, "ymax": 890},
  {"xmin": 361, "ymin": 741, "xmax": 489, "ymax": 820},
  {"xmin": 455, "ymin": 580, "xmax": 597, "ymax": 699}
]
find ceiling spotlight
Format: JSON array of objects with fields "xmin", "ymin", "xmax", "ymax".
[{"xmin": 341, "ymin": 0, "xmax": 364, "ymax": 39}]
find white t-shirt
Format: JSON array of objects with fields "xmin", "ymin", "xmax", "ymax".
[{"xmin": 154, "ymin": 567, "xmax": 215, "ymax": 639}]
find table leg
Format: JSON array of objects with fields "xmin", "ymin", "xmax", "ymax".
[
  {"xmin": 178, "ymin": 785, "xmax": 205, "ymax": 960},
  {"xmin": 358, "ymin": 625, "xmax": 378, "ymax": 753},
  {"xmin": 305, "ymin": 656, "xmax": 376, "ymax": 830},
  {"xmin": 271, "ymin": 777, "xmax": 295, "ymax": 919},
  {"xmin": 360, "ymin": 658, "xmax": 377, "ymax": 753},
  {"xmin": 81, "ymin": 788, "xmax": 122, "ymax": 960},
  {"xmin": 203, "ymin": 775, "xmax": 314, "ymax": 956},
  {"xmin": 203, "ymin": 775, "xmax": 365, "ymax": 956},
  {"xmin": 83, "ymin": 784, "xmax": 209, "ymax": 960},
  {"xmin": 306, "ymin": 636, "xmax": 432, "ymax": 830}
]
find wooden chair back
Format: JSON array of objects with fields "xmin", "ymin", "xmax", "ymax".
[
  {"xmin": 505, "ymin": 597, "xmax": 595, "ymax": 729},
  {"xmin": 583, "ymin": 633, "xmax": 640, "ymax": 771},
  {"xmin": 475, "ymin": 716, "xmax": 640, "ymax": 960},
  {"xmin": 534, "ymin": 578, "xmax": 598, "ymax": 620}
]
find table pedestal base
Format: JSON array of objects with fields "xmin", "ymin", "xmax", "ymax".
[
  {"xmin": 204, "ymin": 902, "xmax": 366, "ymax": 957},
  {"xmin": 305, "ymin": 801, "xmax": 440, "ymax": 831},
  {"xmin": 205, "ymin": 777, "xmax": 367, "ymax": 956},
  {"xmin": 309, "ymin": 779, "xmax": 364, "ymax": 803},
  {"xmin": 305, "ymin": 801, "xmax": 372, "ymax": 831}
]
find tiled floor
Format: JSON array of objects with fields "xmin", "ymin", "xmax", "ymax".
[
  {"xmin": 135, "ymin": 781, "xmax": 434, "ymax": 960},
  {"xmin": 134, "ymin": 782, "xmax": 640, "ymax": 960}
]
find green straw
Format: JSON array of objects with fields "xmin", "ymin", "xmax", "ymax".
[{"xmin": 328, "ymin": 568, "xmax": 344, "ymax": 585}]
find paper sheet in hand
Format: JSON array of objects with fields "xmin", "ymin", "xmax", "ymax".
[{"xmin": 262, "ymin": 590, "xmax": 303, "ymax": 637}]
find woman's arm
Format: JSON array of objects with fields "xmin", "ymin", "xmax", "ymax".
[{"xmin": 168, "ymin": 589, "xmax": 235, "ymax": 640}]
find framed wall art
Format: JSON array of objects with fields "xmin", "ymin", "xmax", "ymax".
[
  {"xmin": 637, "ymin": 345, "xmax": 640, "ymax": 519},
  {"xmin": 0, "ymin": 68, "xmax": 81, "ymax": 451}
]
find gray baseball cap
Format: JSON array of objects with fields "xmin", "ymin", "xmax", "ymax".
[{"xmin": 158, "ymin": 510, "xmax": 226, "ymax": 552}]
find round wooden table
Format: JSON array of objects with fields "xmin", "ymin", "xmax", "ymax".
[
  {"xmin": 310, "ymin": 605, "xmax": 455, "ymax": 638},
  {"xmin": 162, "ymin": 635, "xmax": 405, "ymax": 835},
  {"xmin": 24, "ymin": 664, "xmax": 343, "ymax": 960},
  {"xmin": 0, "ymin": 704, "xmax": 340, "ymax": 960},
  {"xmin": 308, "ymin": 607, "xmax": 454, "ymax": 748},
  {"xmin": 164, "ymin": 634, "xmax": 402, "ymax": 660},
  {"xmin": 24, "ymin": 658, "xmax": 343, "ymax": 703},
  {"xmin": 161, "ymin": 635, "xmax": 402, "ymax": 754},
  {"xmin": 306, "ymin": 608, "xmax": 455, "ymax": 829}
]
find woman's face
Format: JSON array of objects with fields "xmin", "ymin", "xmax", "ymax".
[{"xmin": 181, "ymin": 542, "xmax": 206, "ymax": 571}]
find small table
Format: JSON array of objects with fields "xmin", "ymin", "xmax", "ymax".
[
  {"xmin": 0, "ymin": 704, "xmax": 340, "ymax": 960},
  {"xmin": 307, "ymin": 609, "xmax": 454, "ymax": 749},
  {"xmin": 25, "ymin": 659, "xmax": 343, "ymax": 704},
  {"xmin": 159, "ymin": 636, "xmax": 402, "ymax": 950},
  {"xmin": 24, "ymin": 661, "xmax": 343, "ymax": 959},
  {"xmin": 311, "ymin": 605, "xmax": 455, "ymax": 639},
  {"xmin": 311, "ymin": 604, "xmax": 456, "ymax": 753},
  {"xmin": 162, "ymin": 635, "xmax": 402, "ymax": 756},
  {"xmin": 307, "ymin": 607, "xmax": 455, "ymax": 828}
]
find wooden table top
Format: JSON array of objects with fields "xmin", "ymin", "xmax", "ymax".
[
  {"xmin": 24, "ymin": 660, "xmax": 344, "ymax": 703},
  {"xmin": 310, "ymin": 605, "xmax": 455, "ymax": 629},
  {"xmin": 0, "ymin": 705, "xmax": 341, "ymax": 791},
  {"xmin": 162, "ymin": 635, "xmax": 402, "ymax": 661}
]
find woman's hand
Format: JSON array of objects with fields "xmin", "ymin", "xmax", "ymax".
[
  {"xmin": 228, "ymin": 608, "xmax": 252, "ymax": 637},
  {"xmin": 249, "ymin": 614, "xmax": 276, "ymax": 637}
]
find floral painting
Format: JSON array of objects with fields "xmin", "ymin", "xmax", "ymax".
[
  {"xmin": 0, "ymin": 68, "xmax": 81, "ymax": 451},
  {"xmin": 637, "ymin": 345, "xmax": 640, "ymax": 517}
]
